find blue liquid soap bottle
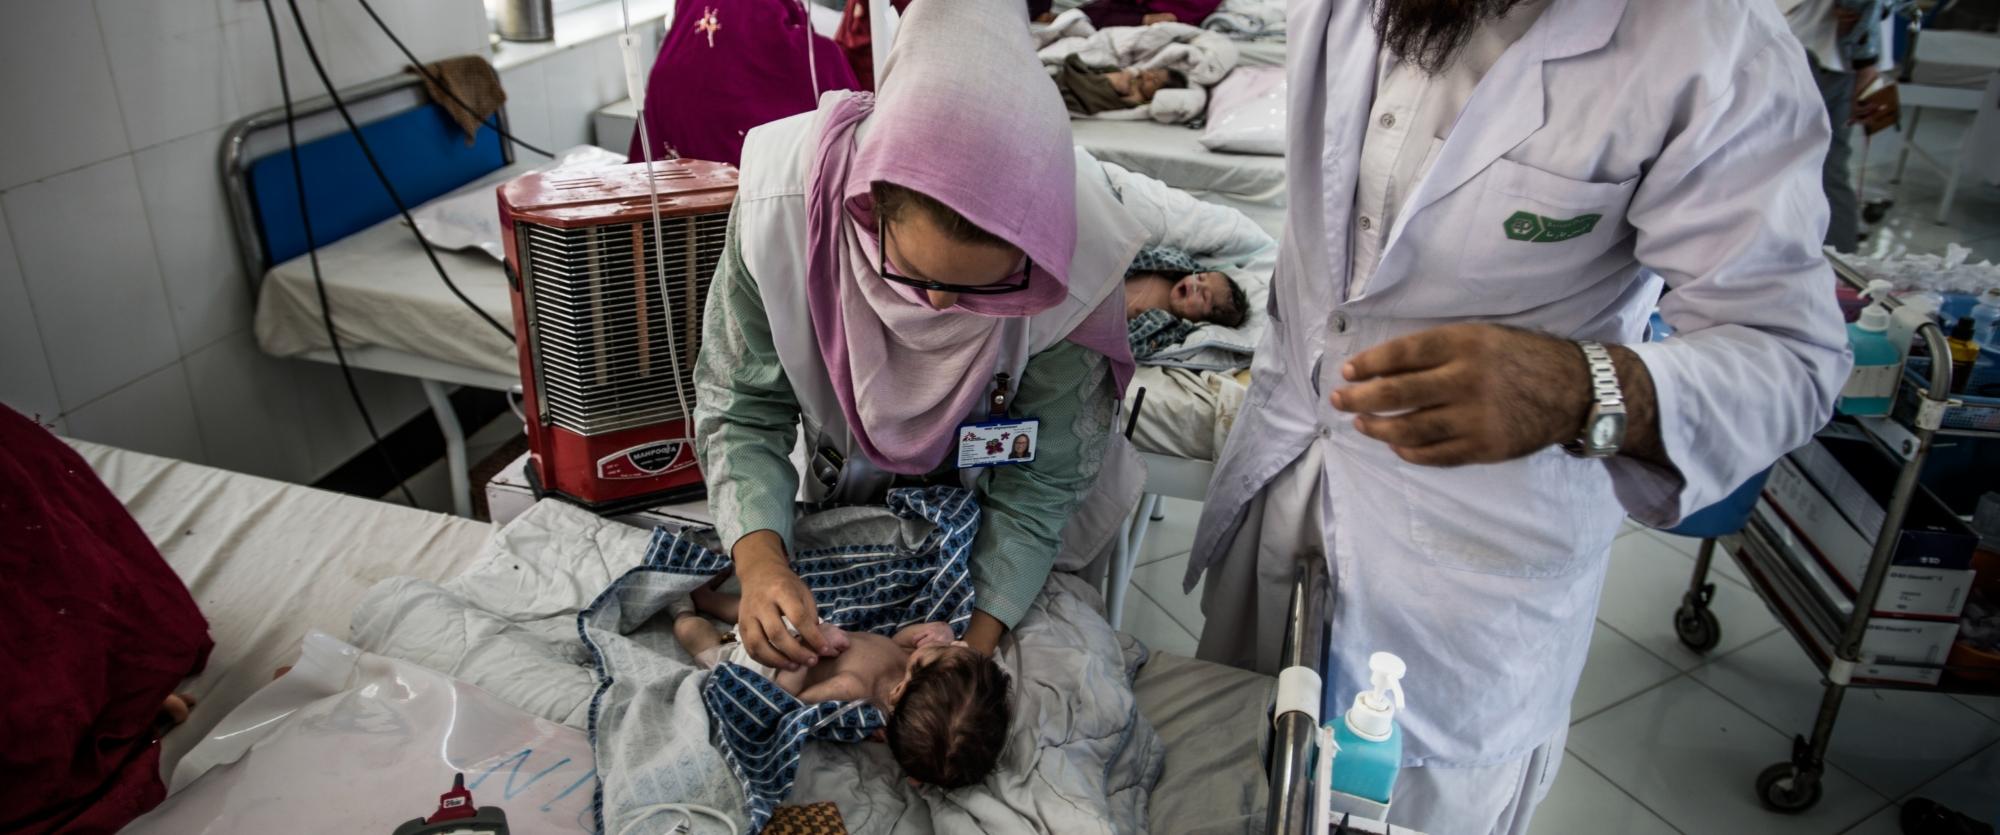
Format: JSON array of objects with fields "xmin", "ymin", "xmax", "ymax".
[
  {"xmin": 1326, "ymin": 652, "xmax": 1408, "ymax": 822},
  {"xmin": 1839, "ymin": 280, "xmax": 1900, "ymax": 418}
]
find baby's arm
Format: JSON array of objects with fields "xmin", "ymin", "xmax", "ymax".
[
  {"xmin": 690, "ymin": 586, "xmax": 740, "ymax": 624},
  {"xmin": 892, "ymin": 622, "xmax": 955, "ymax": 650},
  {"xmin": 796, "ymin": 671, "xmax": 871, "ymax": 704}
]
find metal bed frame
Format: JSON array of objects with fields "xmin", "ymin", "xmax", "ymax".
[
  {"xmin": 1267, "ymin": 556, "xmax": 1330, "ymax": 835},
  {"xmin": 220, "ymin": 73, "xmax": 521, "ymax": 517}
]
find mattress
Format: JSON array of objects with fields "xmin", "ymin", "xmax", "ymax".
[
  {"xmin": 253, "ymin": 163, "xmax": 530, "ymax": 379},
  {"xmin": 1134, "ymin": 651, "xmax": 1274, "ymax": 834},
  {"xmin": 69, "ymin": 440, "xmax": 494, "ymax": 780},
  {"xmin": 1070, "ymin": 118, "xmax": 1288, "ymax": 236}
]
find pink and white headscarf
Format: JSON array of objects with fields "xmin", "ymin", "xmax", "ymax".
[{"xmin": 804, "ymin": 0, "xmax": 1134, "ymax": 475}]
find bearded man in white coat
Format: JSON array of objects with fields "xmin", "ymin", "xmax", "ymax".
[{"xmin": 1187, "ymin": 0, "xmax": 1854, "ymax": 832}]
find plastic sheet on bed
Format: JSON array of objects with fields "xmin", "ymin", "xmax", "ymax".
[
  {"xmin": 66, "ymin": 439, "xmax": 494, "ymax": 782},
  {"xmin": 127, "ymin": 632, "xmax": 597, "ymax": 834}
]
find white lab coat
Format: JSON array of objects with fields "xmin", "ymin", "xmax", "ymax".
[{"xmin": 1190, "ymin": 0, "xmax": 1851, "ymax": 774}]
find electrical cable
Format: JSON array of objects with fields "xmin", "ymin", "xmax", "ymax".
[
  {"xmin": 800, "ymin": 0, "xmax": 821, "ymax": 106},
  {"xmin": 259, "ymin": 0, "xmax": 418, "ymax": 507},
  {"xmin": 279, "ymin": 0, "xmax": 516, "ymax": 343},
  {"xmin": 616, "ymin": 803, "xmax": 738, "ymax": 835},
  {"xmin": 621, "ymin": 2, "xmax": 696, "ymax": 430},
  {"xmin": 350, "ymin": 0, "xmax": 555, "ymax": 159}
]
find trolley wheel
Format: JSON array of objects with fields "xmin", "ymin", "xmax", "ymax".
[
  {"xmin": 1673, "ymin": 600, "xmax": 1722, "ymax": 654},
  {"xmin": 1755, "ymin": 762, "xmax": 1823, "ymax": 813}
]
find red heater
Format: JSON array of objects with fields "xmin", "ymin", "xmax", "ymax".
[{"xmin": 499, "ymin": 160, "xmax": 738, "ymax": 512}]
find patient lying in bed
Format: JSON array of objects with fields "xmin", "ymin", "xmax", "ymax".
[
  {"xmin": 672, "ymin": 584, "xmax": 1013, "ymax": 788},
  {"xmin": 1125, "ymin": 244, "xmax": 1249, "ymax": 359}
]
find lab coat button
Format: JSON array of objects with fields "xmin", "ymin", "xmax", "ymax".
[
  {"xmin": 1379, "ymin": 112, "xmax": 1396, "ymax": 129},
  {"xmin": 1358, "ymin": 215, "xmax": 1373, "ymax": 231},
  {"xmin": 1330, "ymin": 313, "xmax": 1348, "ymax": 334}
]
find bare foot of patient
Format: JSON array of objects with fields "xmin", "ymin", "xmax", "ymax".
[{"xmin": 157, "ymin": 692, "xmax": 196, "ymax": 736}]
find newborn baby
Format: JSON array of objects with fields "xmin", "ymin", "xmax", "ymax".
[{"xmin": 673, "ymin": 585, "xmax": 1013, "ymax": 788}]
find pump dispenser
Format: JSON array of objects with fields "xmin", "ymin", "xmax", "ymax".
[
  {"xmin": 1839, "ymin": 280, "xmax": 1901, "ymax": 417},
  {"xmin": 1325, "ymin": 652, "xmax": 1408, "ymax": 821}
]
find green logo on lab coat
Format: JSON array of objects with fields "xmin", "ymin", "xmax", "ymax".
[{"xmin": 1503, "ymin": 211, "xmax": 1602, "ymax": 243}]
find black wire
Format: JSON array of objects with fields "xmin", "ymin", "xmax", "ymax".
[
  {"xmin": 260, "ymin": 0, "xmax": 418, "ymax": 507},
  {"xmin": 351, "ymin": 0, "xmax": 556, "ymax": 159},
  {"xmin": 280, "ymin": 0, "xmax": 518, "ymax": 343}
]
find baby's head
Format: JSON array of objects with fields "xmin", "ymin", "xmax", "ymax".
[
  {"xmin": 1168, "ymin": 271, "xmax": 1250, "ymax": 328},
  {"xmin": 886, "ymin": 644, "xmax": 1012, "ymax": 789}
]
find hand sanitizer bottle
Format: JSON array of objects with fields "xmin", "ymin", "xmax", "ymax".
[
  {"xmin": 1839, "ymin": 280, "xmax": 1900, "ymax": 417},
  {"xmin": 1327, "ymin": 652, "xmax": 1407, "ymax": 822}
]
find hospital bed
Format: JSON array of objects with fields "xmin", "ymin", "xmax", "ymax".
[
  {"xmin": 224, "ymin": 72, "xmax": 531, "ymax": 518},
  {"xmin": 66, "ymin": 438, "xmax": 495, "ymax": 780},
  {"xmin": 1070, "ymin": 117, "xmax": 1289, "ymax": 238},
  {"xmin": 75, "ymin": 435, "xmax": 1280, "ymax": 830}
]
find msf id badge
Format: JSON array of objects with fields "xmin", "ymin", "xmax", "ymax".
[{"xmin": 956, "ymin": 420, "xmax": 1039, "ymax": 469}]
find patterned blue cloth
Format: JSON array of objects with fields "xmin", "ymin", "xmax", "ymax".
[{"xmin": 633, "ymin": 485, "xmax": 981, "ymax": 832}]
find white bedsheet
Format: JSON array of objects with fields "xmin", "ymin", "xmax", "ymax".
[
  {"xmin": 253, "ymin": 164, "xmax": 532, "ymax": 379},
  {"xmin": 69, "ymin": 440, "xmax": 493, "ymax": 780},
  {"xmin": 1071, "ymin": 118, "xmax": 1288, "ymax": 237},
  {"xmin": 1235, "ymin": 38, "xmax": 1285, "ymax": 67}
]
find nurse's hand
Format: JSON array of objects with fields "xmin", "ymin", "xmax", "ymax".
[
  {"xmin": 732, "ymin": 530, "xmax": 831, "ymax": 671},
  {"xmin": 1330, "ymin": 323, "xmax": 1667, "ymax": 468}
]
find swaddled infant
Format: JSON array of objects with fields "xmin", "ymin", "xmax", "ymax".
[{"xmin": 671, "ymin": 584, "xmax": 1012, "ymax": 788}]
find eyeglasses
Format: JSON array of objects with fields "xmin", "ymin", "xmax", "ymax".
[{"xmin": 877, "ymin": 217, "xmax": 1034, "ymax": 296}]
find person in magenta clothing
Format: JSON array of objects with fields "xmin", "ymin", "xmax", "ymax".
[{"xmin": 627, "ymin": 0, "xmax": 860, "ymax": 167}]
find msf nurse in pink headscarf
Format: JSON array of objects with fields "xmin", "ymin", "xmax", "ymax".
[{"xmin": 692, "ymin": 0, "xmax": 1149, "ymax": 668}]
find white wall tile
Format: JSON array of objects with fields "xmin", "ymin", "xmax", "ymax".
[
  {"xmin": 65, "ymin": 361, "xmax": 205, "ymax": 461},
  {"xmin": 2, "ymin": 156, "xmax": 181, "ymax": 410},
  {"xmin": 287, "ymin": 360, "xmax": 428, "ymax": 477},
  {"xmin": 498, "ymin": 63, "xmax": 555, "ymax": 154},
  {"xmin": 133, "ymin": 127, "xmax": 253, "ymax": 355},
  {"xmin": 0, "ymin": 207, "xmax": 62, "ymax": 424},
  {"xmin": 96, "ymin": 0, "xmax": 233, "ymax": 150},
  {"xmin": 220, "ymin": 0, "xmax": 326, "ymax": 118},
  {"xmin": 542, "ymin": 41, "xmax": 627, "ymax": 151},
  {"xmin": 0, "ymin": 0, "xmax": 131, "ymax": 190},
  {"xmin": 317, "ymin": 0, "xmax": 490, "ymax": 89},
  {"xmin": 184, "ymin": 329, "xmax": 314, "ymax": 481}
]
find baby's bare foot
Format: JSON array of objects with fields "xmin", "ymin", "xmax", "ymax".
[{"xmin": 157, "ymin": 692, "xmax": 196, "ymax": 736}]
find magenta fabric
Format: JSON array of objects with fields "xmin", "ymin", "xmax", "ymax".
[
  {"xmin": 1080, "ymin": 0, "xmax": 1225, "ymax": 28},
  {"xmin": 801, "ymin": 0, "xmax": 1131, "ymax": 474},
  {"xmin": 0, "ymin": 406, "xmax": 213, "ymax": 834},
  {"xmin": 627, "ymin": 0, "xmax": 860, "ymax": 167}
]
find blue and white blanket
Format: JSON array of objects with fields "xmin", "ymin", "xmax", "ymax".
[
  {"xmin": 600, "ymin": 486, "xmax": 978, "ymax": 831},
  {"xmin": 350, "ymin": 496, "xmax": 1164, "ymax": 835}
]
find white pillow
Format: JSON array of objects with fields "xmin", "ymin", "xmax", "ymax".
[
  {"xmin": 407, "ymin": 144, "xmax": 629, "ymax": 260},
  {"xmin": 1199, "ymin": 66, "xmax": 1286, "ymax": 155}
]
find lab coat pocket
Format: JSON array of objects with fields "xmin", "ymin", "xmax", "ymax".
[
  {"xmin": 1457, "ymin": 157, "xmax": 1640, "ymax": 308},
  {"xmin": 1392, "ymin": 447, "xmax": 1594, "ymax": 579}
]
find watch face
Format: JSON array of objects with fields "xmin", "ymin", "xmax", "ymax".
[{"xmin": 1591, "ymin": 418, "xmax": 1618, "ymax": 447}]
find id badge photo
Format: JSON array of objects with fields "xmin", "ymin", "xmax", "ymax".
[{"xmin": 955, "ymin": 419, "xmax": 1040, "ymax": 469}]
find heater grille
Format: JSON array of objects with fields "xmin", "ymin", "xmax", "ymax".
[{"xmin": 520, "ymin": 213, "xmax": 726, "ymax": 436}]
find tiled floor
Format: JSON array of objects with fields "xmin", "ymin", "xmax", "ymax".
[
  {"xmin": 1850, "ymin": 108, "xmax": 2000, "ymax": 263},
  {"xmin": 1120, "ymin": 501, "xmax": 2000, "ymax": 835}
]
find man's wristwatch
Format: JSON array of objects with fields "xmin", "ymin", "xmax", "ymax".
[{"xmin": 1562, "ymin": 340, "xmax": 1626, "ymax": 459}]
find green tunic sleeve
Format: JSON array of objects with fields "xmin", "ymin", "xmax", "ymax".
[
  {"xmin": 969, "ymin": 341, "xmax": 1119, "ymax": 628},
  {"xmin": 692, "ymin": 208, "xmax": 803, "ymax": 554}
]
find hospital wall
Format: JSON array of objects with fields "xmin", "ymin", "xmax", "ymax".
[{"xmin": 0, "ymin": 0, "xmax": 647, "ymax": 485}]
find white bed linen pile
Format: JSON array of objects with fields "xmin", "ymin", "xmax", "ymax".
[
  {"xmin": 346, "ymin": 499, "xmax": 1167, "ymax": 834},
  {"xmin": 1035, "ymin": 10, "xmax": 1240, "ymax": 124}
]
